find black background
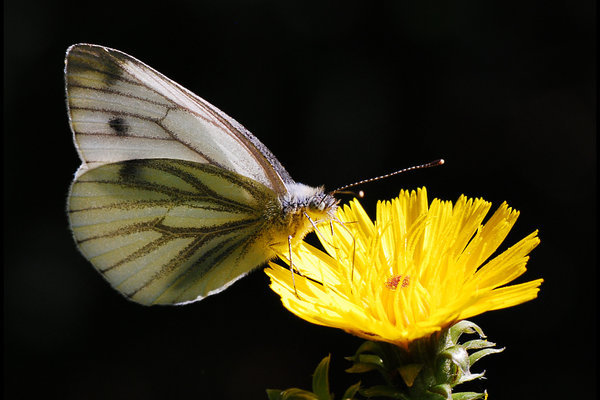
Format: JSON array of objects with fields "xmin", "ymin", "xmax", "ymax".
[{"xmin": 4, "ymin": 1, "xmax": 595, "ymax": 399}]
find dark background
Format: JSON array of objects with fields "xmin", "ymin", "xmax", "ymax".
[{"xmin": 4, "ymin": 1, "xmax": 595, "ymax": 399}]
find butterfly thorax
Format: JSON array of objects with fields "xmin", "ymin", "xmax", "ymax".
[{"xmin": 272, "ymin": 183, "xmax": 338, "ymax": 247}]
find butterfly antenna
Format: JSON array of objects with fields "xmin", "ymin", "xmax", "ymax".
[
  {"xmin": 332, "ymin": 159, "xmax": 445, "ymax": 194},
  {"xmin": 333, "ymin": 189, "xmax": 365, "ymax": 198}
]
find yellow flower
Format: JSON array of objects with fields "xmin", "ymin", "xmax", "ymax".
[{"xmin": 265, "ymin": 188, "xmax": 542, "ymax": 348}]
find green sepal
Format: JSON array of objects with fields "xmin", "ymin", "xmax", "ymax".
[
  {"xmin": 269, "ymin": 320, "xmax": 502, "ymax": 399},
  {"xmin": 312, "ymin": 355, "xmax": 333, "ymax": 400},
  {"xmin": 359, "ymin": 385, "xmax": 409, "ymax": 399},
  {"xmin": 398, "ymin": 363, "xmax": 424, "ymax": 387},
  {"xmin": 354, "ymin": 340, "xmax": 388, "ymax": 355},
  {"xmin": 346, "ymin": 341, "xmax": 388, "ymax": 364},
  {"xmin": 451, "ymin": 391, "xmax": 487, "ymax": 400},
  {"xmin": 449, "ymin": 321, "xmax": 485, "ymax": 344},
  {"xmin": 455, "ymin": 371, "xmax": 485, "ymax": 385},
  {"xmin": 428, "ymin": 383, "xmax": 452, "ymax": 399},
  {"xmin": 461, "ymin": 340, "xmax": 495, "ymax": 350},
  {"xmin": 345, "ymin": 361, "xmax": 380, "ymax": 373},
  {"xmin": 437, "ymin": 346, "xmax": 470, "ymax": 385},
  {"xmin": 345, "ymin": 341, "xmax": 400, "ymax": 385},
  {"xmin": 468, "ymin": 347, "xmax": 504, "ymax": 366},
  {"xmin": 345, "ymin": 354, "xmax": 385, "ymax": 373}
]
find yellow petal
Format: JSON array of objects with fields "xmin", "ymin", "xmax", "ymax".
[{"xmin": 265, "ymin": 188, "xmax": 542, "ymax": 347}]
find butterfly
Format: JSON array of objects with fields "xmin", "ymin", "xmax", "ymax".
[{"xmin": 66, "ymin": 44, "xmax": 338, "ymax": 306}]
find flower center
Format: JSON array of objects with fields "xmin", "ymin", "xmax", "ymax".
[{"xmin": 385, "ymin": 274, "xmax": 410, "ymax": 290}]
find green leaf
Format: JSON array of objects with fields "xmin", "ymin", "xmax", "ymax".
[
  {"xmin": 266, "ymin": 388, "xmax": 284, "ymax": 400},
  {"xmin": 341, "ymin": 382, "xmax": 361, "ymax": 399},
  {"xmin": 312, "ymin": 355, "xmax": 332, "ymax": 400},
  {"xmin": 270, "ymin": 388, "xmax": 320, "ymax": 400}
]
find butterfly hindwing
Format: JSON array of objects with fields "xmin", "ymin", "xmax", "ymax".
[{"xmin": 68, "ymin": 158, "xmax": 280, "ymax": 305}]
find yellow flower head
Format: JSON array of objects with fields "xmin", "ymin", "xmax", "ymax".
[{"xmin": 266, "ymin": 188, "xmax": 542, "ymax": 348}]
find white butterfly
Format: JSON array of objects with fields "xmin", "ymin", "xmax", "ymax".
[{"xmin": 66, "ymin": 44, "xmax": 338, "ymax": 305}]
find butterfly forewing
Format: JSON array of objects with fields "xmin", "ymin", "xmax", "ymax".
[
  {"xmin": 65, "ymin": 44, "xmax": 292, "ymax": 193},
  {"xmin": 69, "ymin": 158, "xmax": 280, "ymax": 305}
]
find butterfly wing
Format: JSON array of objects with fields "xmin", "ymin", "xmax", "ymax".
[
  {"xmin": 69, "ymin": 158, "xmax": 281, "ymax": 305},
  {"xmin": 65, "ymin": 43, "xmax": 293, "ymax": 194},
  {"xmin": 64, "ymin": 44, "xmax": 301, "ymax": 305}
]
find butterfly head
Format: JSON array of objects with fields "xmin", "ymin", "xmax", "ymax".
[
  {"xmin": 274, "ymin": 182, "xmax": 338, "ymax": 246},
  {"xmin": 282, "ymin": 183, "xmax": 338, "ymax": 221}
]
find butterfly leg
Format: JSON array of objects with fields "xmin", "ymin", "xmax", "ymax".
[
  {"xmin": 303, "ymin": 211, "xmax": 337, "ymax": 249},
  {"xmin": 332, "ymin": 216, "xmax": 357, "ymax": 291},
  {"xmin": 288, "ymin": 235, "xmax": 302, "ymax": 299}
]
